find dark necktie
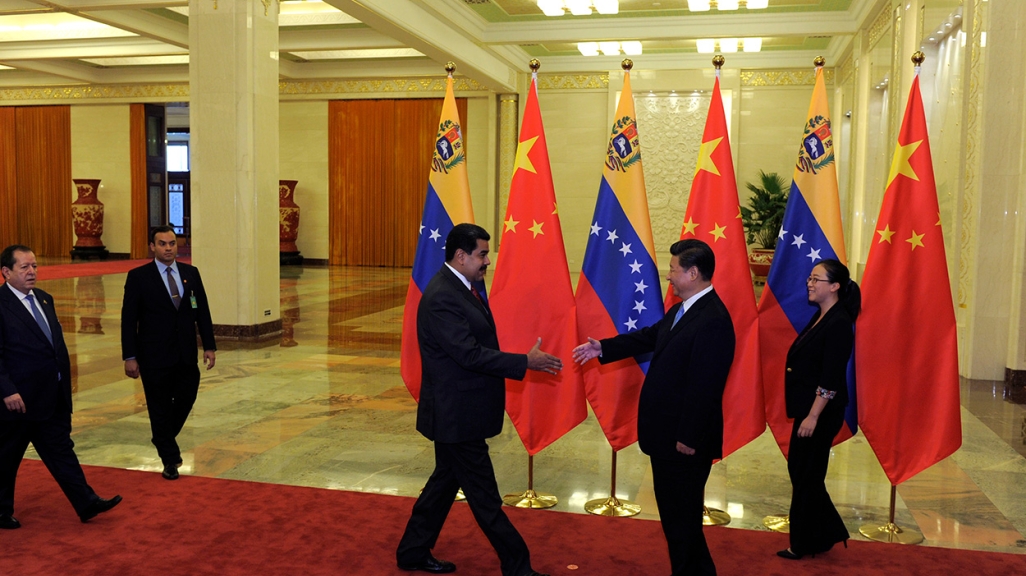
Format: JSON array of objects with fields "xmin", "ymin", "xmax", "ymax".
[
  {"xmin": 471, "ymin": 286, "xmax": 489, "ymax": 314},
  {"xmin": 167, "ymin": 267, "xmax": 181, "ymax": 309},
  {"xmin": 25, "ymin": 294, "xmax": 53, "ymax": 345}
]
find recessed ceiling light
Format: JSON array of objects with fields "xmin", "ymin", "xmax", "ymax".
[
  {"xmin": 599, "ymin": 41, "xmax": 621, "ymax": 55},
  {"xmin": 720, "ymin": 38, "xmax": 738, "ymax": 53},
  {"xmin": 537, "ymin": 0, "xmax": 564, "ymax": 17},
  {"xmin": 719, "ymin": 0, "xmax": 740, "ymax": 10},
  {"xmin": 622, "ymin": 41, "xmax": 643, "ymax": 55},
  {"xmin": 747, "ymin": 0, "xmax": 769, "ymax": 8},
  {"xmin": 687, "ymin": 0, "xmax": 711, "ymax": 11},
  {"xmin": 696, "ymin": 39, "xmax": 716, "ymax": 53},
  {"xmin": 743, "ymin": 37, "xmax": 762, "ymax": 52},
  {"xmin": 577, "ymin": 42, "xmax": 599, "ymax": 56}
]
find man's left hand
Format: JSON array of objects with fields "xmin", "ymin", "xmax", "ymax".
[
  {"xmin": 3, "ymin": 393, "xmax": 26, "ymax": 413},
  {"xmin": 676, "ymin": 442, "xmax": 695, "ymax": 456},
  {"xmin": 204, "ymin": 350, "xmax": 216, "ymax": 370}
]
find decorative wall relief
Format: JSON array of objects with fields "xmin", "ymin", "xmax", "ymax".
[{"xmin": 633, "ymin": 92, "xmax": 711, "ymax": 260}]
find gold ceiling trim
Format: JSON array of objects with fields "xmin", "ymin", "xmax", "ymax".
[
  {"xmin": 536, "ymin": 73, "xmax": 609, "ymax": 90},
  {"xmin": 0, "ymin": 83, "xmax": 189, "ymax": 103},
  {"xmin": 740, "ymin": 69, "xmax": 835, "ymax": 87},
  {"xmin": 279, "ymin": 76, "xmax": 486, "ymax": 95}
]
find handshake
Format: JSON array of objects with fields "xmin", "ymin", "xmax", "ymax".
[{"xmin": 525, "ymin": 337, "xmax": 605, "ymax": 375}]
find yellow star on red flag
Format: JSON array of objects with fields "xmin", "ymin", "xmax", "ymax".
[
  {"xmin": 528, "ymin": 219, "xmax": 545, "ymax": 238},
  {"xmin": 887, "ymin": 139, "xmax": 922, "ymax": 186},
  {"xmin": 876, "ymin": 224, "xmax": 895, "ymax": 244},
  {"xmin": 906, "ymin": 230, "xmax": 925, "ymax": 251},
  {"xmin": 682, "ymin": 217, "xmax": 698, "ymax": 236},
  {"xmin": 513, "ymin": 136, "xmax": 538, "ymax": 175},
  {"xmin": 709, "ymin": 222, "xmax": 727, "ymax": 242},
  {"xmin": 504, "ymin": 216, "xmax": 519, "ymax": 233},
  {"xmin": 694, "ymin": 137, "xmax": 722, "ymax": 177}
]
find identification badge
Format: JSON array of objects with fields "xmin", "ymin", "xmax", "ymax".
[{"xmin": 190, "ymin": 295, "xmax": 198, "ymax": 309}]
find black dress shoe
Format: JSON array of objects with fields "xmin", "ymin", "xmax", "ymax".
[
  {"xmin": 0, "ymin": 514, "xmax": 21, "ymax": 529},
  {"xmin": 397, "ymin": 554, "xmax": 456, "ymax": 574},
  {"xmin": 776, "ymin": 548, "xmax": 808, "ymax": 560},
  {"xmin": 80, "ymin": 495, "xmax": 123, "ymax": 523},
  {"xmin": 162, "ymin": 463, "xmax": 180, "ymax": 480},
  {"xmin": 522, "ymin": 572, "xmax": 550, "ymax": 576}
]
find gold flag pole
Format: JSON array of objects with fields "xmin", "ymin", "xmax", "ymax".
[
  {"xmin": 859, "ymin": 484, "xmax": 923, "ymax": 544},
  {"xmin": 503, "ymin": 454, "xmax": 558, "ymax": 509},
  {"xmin": 585, "ymin": 448, "xmax": 641, "ymax": 517}
]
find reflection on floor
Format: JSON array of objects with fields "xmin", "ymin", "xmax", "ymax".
[{"xmin": 28, "ymin": 265, "xmax": 1026, "ymax": 555}]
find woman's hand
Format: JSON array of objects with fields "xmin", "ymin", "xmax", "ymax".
[{"xmin": 798, "ymin": 414, "xmax": 818, "ymax": 437}]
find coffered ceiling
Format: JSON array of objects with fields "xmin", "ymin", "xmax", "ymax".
[{"xmin": 0, "ymin": 0, "xmax": 893, "ymax": 91}]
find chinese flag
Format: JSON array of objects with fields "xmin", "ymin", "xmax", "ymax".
[
  {"xmin": 490, "ymin": 72, "xmax": 587, "ymax": 455},
  {"xmin": 667, "ymin": 73, "xmax": 765, "ymax": 458},
  {"xmin": 856, "ymin": 73, "xmax": 961, "ymax": 486}
]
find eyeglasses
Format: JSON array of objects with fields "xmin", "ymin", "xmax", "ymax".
[{"xmin": 806, "ymin": 276, "xmax": 831, "ymax": 285}]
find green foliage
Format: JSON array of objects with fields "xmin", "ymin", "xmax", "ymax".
[{"xmin": 739, "ymin": 171, "xmax": 789, "ymax": 250}]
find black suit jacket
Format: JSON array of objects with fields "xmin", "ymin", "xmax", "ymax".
[
  {"xmin": 415, "ymin": 266, "xmax": 527, "ymax": 444},
  {"xmin": 121, "ymin": 260, "xmax": 216, "ymax": 371},
  {"xmin": 0, "ymin": 284, "xmax": 73, "ymax": 422},
  {"xmin": 599, "ymin": 289, "xmax": 735, "ymax": 460},
  {"xmin": 784, "ymin": 304, "xmax": 852, "ymax": 420}
]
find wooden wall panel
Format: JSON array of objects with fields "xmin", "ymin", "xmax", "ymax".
[
  {"xmin": 328, "ymin": 98, "xmax": 468, "ymax": 267},
  {"xmin": 0, "ymin": 108, "xmax": 18, "ymax": 251},
  {"xmin": 14, "ymin": 106, "xmax": 72, "ymax": 257}
]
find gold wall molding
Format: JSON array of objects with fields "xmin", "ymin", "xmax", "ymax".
[
  {"xmin": 960, "ymin": 0, "xmax": 986, "ymax": 310},
  {"xmin": 740, "ymin": 68, "xmax": 835, "ymax": 86},
  {"xmin": 497, "ymin": 96, "xmax": 519, "ymax": 223},
  {"xmin": 838, "ymin": 53, "xmax": 854, "ymax": 85},
  {"xmin": 0, "ymin": 83, "xmax": 189, "ymax": 103},
  {"xmin": 868, "ymin": 3, "xmax": 892, "ymax": 49},
  {"xmin": 536, "ymin": 73, "xmax": 609, "ymax": 90}
]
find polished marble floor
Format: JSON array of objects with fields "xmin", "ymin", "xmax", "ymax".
[{"xmin": 23, "ymin": 264, "xmax": 1026, "ymax": 555}]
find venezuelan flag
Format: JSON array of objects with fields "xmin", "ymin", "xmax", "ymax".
[
  {"xmin": 575, "ymin": 64, "xmax": 664, "ymax": 451},
  {"xmin": 400, "ymin": 69, "xmax": 476, "ymax": 401},
  {"xmin": 757, "ymin": 63, "xmax": 855, "ymax": 457}
]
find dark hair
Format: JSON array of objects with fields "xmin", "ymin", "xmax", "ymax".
[
  {"xmin": 149, "ymin": 225, "xmax": 176, "ymax": 244},
  {"xmin": 816, "ymin": 258, "xmax": 861, "ymax": 319},
  {"xmin": 444, "ymin": 223, "xmax": 490, "ymax": 262},
  {"xmin": 669, "ymin": 238, "xmax": 715, "ymax": 281},
  {"xmin": 0, "ymin": 244, "xmax": 32, "ymax": 271}
]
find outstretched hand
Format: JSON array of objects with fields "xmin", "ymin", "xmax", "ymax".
[
  {"xmin": 526, "ymin": 337, "xmax": 562, "ymax": 375},
  {"xmin": 571, "ymin": 337, "xmax": 602, "ymax": 365}
]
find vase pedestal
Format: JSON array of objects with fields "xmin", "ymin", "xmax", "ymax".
[{"xmin": 71, "ymin": 246, "xmax": 111, "ymax": 261}]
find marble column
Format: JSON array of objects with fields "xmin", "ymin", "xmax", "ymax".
[
  {"xmin": 959, "ymin": 0, "xmax": 1026, "ymax": 381},
  {"xmin": 188, "ymin": 0, "xmax": 281, "ymax": 340}
]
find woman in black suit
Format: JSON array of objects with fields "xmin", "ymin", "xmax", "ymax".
[{"xmin": 777, "ymin": 259, "xmax": 859, "ymax": 560}]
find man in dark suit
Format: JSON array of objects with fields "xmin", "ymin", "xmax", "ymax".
[
  {"xmin": 0, "ymin": 244, "xmax": 122, "ymax": 528},
  {"xmin": 573, "ymin": 239, "xmax": 735, "ymax": 576},
  {"xmin": 396, "ymin": 223, "xmax": 561, "ymax": 576},
  {"xmin": 121, "ymin": 225, "xmax": 216, "ymax": 480}
]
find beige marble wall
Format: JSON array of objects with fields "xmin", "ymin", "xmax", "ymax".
[
  {"xmin": 466, "ymin": 96, "xmax": 497, "ymax": 234},
  {"xmin": 70, "ymin": 105, "xmax": 132, "ymax": 255},
  {"xmin": 279, "ymin": 101, "xmax": 329, "ymax": 261}
]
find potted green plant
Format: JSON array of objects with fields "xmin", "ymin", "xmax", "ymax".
[{"xmin": 739, "ymin": 170, "xmax": 789, "ymax": 280}]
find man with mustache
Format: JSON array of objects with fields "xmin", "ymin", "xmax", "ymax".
[
  {"xmin": 396, "ymin": 223, "xmax": 560, "ymax": 576},
  {"xmin": 0, "ymin": 244, "xmax": 122, "ymax": 528}
]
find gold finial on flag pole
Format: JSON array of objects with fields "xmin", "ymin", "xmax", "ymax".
[
  {"xmin": 445, "ymin": 61, "xmax": 457, "ymax": 76},
  {"xmin": 813, "ymin": 56, "xmax": 826, "ymax": 68},
  {"xmin": 621, "ymin": 58, "xmax": 633, "ymax": 71},
  {"xmin": 911, "ymin": 51, "xmax": 926, "ymax": 66},
  {"xmin": 529, "ymin": 59, "xmax": 541, "ymax": 72},
  {"xmin": 712, "ymin": 55, "xmax": 725, "ymax": 69}
]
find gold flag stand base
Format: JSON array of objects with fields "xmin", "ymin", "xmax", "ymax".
[
  {"xmin": 503, "ymin": 489, "xmax": 557, "ymax": 509},
  {"xmin": 859, "ymin": 521, "xmax": 924, "ymax": 544},
  {"xmin": 858, "ymin": 485, "xmax": 923, "ymax": 544},
  {"xmin": 502, "ymin": 455, "xmax": 557, "ymax": 509},
  {"xmin": 703, "ymin": 506, "xmax": 731, "ymax": 526},
  {"xmin": 585, "ymin": 494, "xmax": 641, "ymax": 517},
  {"xmin": 585, "ymin": 449, "xmax": 641, "ymax": 517},
  {"xmin": 763, "ymin": 514, "xmax": 790, "ymax": 533}
]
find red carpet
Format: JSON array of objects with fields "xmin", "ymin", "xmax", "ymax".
[
  {"xmin": 4, "ymin": 460, "xmax": 1024, "ymax": 575},
  {"xmin": 37, "ymin": 257, "xmax": 192, "ymax": 281}
]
